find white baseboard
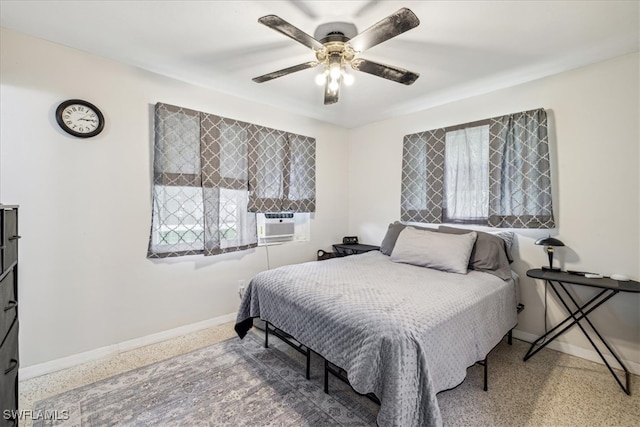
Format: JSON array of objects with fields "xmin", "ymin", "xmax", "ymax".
[
  {"xmin": 19, "ymin": 312, "xmax": 237, "ymax": 381},
  {"xmin": 512, "ymin": 329, "xmax": 640, "ymax": 376},
  {"xmin": 19, "ymin": 318, "xmax": 638, "ymax": 381}
]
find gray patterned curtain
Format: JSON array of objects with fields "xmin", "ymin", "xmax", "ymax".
[
  {"xmin": 200, "ymin": 114, "xmax": 257, "ymax": 255},
  {"xmin": 149, "ymin": 104, "xmax": 207, "ymax": 257},
  {"xmin": 488, "ymin": 109, "xmax": 555, "ymax": 228},
  {"xmin": 400, "ymin": 108, "xmax": 555, "ymax": 229},
  {"xmin": 400, "ymin": 129, "xmax": 445, "ymax": 223},
  {"xmin": 149, "ymin": 102, "xmax": 315, "ymax": 258},
  {"xmin": 148, "ymin": 103, "xmax": 257, "ymax": 258},
  {"xmin": 247, "ymin": 127, "xmax": 316, "ymax": 213}
]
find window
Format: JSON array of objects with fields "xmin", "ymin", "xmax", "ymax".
[
  {"xmin": 443, "ymin": 125, "xmax": 490, "ymax": 224},
  {"xmin": 148, "ymin": 103, "xmax": 315, "ymax": 258},
  {"xmin": 151, "ymin": 185, "xmax": 204, "ymax": 251},
  {"xmin": 401, "ymin": 108, "xmax": 555, "ymax": 229}
]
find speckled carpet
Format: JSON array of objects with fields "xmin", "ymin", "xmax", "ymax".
[{"xmin": 32, "ymin": 331, "xmax": 640, "ymax": 426}]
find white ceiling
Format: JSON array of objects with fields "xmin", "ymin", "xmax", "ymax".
[{"xmin": 1, "ymin": 1, "xmax": 638, "ymax": 128}]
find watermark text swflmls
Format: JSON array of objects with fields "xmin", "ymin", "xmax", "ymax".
[{"xmin": 3, "ymin": 409, "xmax": 70, "ymax": 421}]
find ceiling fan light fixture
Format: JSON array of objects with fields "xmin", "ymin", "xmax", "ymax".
[
  {"xmin": 315, "ymin": 72, "xmax": 327, "ymax": 86},
  {"xmin": 328, "ymin": 79, "xmax": 340, "ymax": 92},
  {"xmin": 342, "ymin": 71, "xmax": 354, "ymax": 86},
  {"xmin": 329, "ymin": 63, "xmax": 342, "ymax": 79}
]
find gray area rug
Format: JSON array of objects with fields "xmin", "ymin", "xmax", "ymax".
[
  {"xmin": 32, "ymin": 332, "xmax": 379, "ymax": 426},
  {"xmin": 32, "ymin": 330, "xmax": 640, "ymax": 426}
]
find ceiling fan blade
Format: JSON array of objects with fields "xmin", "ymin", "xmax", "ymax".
[
  {"xmin": 258, "ymin": 15, "xmax": 324, "ymax": 51},
  {"xmin": 354, "ymin": 0, "xmax": 382, "ymax": 18},
  {"xmin": 285, "ymin": 0, "xmax": 318, "ymax": 19},
  {"xmin": 252, "ymin": 61, "xmax": 319, "ymax": 83},
  {"xmin": 351, "ymin": 58, "xmax": 419, "ymax": 85},
  {"xmin": 346, "ymin": 8, "xmax": 420, "ymax": 53},
  {"xmin": 324, "ymin": 80, "xmax": 339, "ymax": 105}
]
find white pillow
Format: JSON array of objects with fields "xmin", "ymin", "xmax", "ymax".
[{"xmin": 390, "ymin": 227, "xmax": 477, "ymax": 274}]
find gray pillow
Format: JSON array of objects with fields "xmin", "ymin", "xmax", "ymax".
[
  {"xmin": 380, "ymin": 222, "xmax": 405, "ymax": 255},
  {"xmin": 438, "ymin": 226, "xmax": 512, "ymax": 280},
  {"xmin": 380, "ymin": 221, "xmax": 437, "ymax": 255},
  {"xmin": 390, "ymin": 227, "xmax": 477, "ymax": 274},
  {"xmin": 488, "ymin": 230, "xmax": 514, "ymax": 262}
]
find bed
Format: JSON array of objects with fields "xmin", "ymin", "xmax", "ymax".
[{"xmin": 235, "ymin": 224, "xmax": 517, "ymax": 427}]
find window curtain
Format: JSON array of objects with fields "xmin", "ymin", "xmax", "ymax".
[
  {"xmin": 148, "ymin": 103, "xmax": 316, "ymax": 258},
  {"xmin": 148, "ymin": 103, "xmax": 257, "ymax": 258},
  {"xmin": 400, "ymin": 128, "xmax": 446, "ymax": 223},
  {"xmin": 200, "ymin": 114, "xmax": 258, "ymax": 255},
  {"xmin": 443, "ymin": 124, "xmax": 490, "ymax": 224},
  {"xmin": 400, "ymin": 108, "xmax": 555, "ymax": 228},
  {"xmin": 488, "ymin": 109, "xmax": 555, "ymax": 228},
  {"xmin": 247, "ymin": 127, "xmax": 316, "ymax": 213}
]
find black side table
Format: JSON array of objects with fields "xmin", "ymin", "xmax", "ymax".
[
  {"xmin": 332, "ymin": 243, "xmax": 380, "ymax": 256},
  {"xmin": 525, "ymin": 268, "xmax": 640, "ymax": 395}
]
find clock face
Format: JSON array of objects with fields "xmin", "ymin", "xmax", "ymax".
[{"xmin": 55, "ymin": 99, "xmax": 104, "ymax": 138}]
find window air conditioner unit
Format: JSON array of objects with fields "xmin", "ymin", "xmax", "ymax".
[{"xmin": 257, "ymin": 212, "xmax": 295, "ymax": 245}]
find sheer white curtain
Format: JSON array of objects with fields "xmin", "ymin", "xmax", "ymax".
[{"xmin": 443, "ymin": 125, "xmax": 490, "ymax": 223}]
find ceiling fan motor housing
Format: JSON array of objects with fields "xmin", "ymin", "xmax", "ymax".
[
  {"xmin": 315, "ymin": 35, "xmax": 355, "ymax": 63},
  {"xmin": 319, "ymin": 31, "xmax": 350, "ymax": 44},
  {"xmin": 314, "ymin": 21, "xmax": 358, "ymax": 41}
]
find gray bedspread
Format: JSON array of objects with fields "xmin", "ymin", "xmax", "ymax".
[{"xmin": 235, "ymin": 251, "xmax": 517, "ymax": 427}]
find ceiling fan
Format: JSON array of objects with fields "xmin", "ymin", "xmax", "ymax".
[{"xmin": 252, "ymin": 8, "xmax": 420, "ymax": 105}]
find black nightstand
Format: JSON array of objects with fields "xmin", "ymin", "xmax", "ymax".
[
  {"xmin": 525, "ymin": 268, "xmax": 639, "ymax": 395},
  {"xmin": 332, "ymin": 243, "xmax": 380, "ymax": 256}
]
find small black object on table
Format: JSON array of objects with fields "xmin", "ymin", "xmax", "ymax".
[{"xmin": 525, "ymin": 268, "xmax": 639, "ymax": 395}]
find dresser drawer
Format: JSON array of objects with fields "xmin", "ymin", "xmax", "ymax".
[
  {"xmin": 0, "ymin": 209, "xmax": 20, "ymax": 273},
  {"xmin": 0, "ymin": 270, "xmax": 17, "ymax": 344},
  {"xmin": 1, "ymin": 209, "xmax": 18, "ymax": 275},
  {"xmin": 0, "ymin": 320, "xmax": 19, "ymax": 424}
]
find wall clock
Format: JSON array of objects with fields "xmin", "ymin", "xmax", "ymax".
[{"xmin": 55, "ymin": 99, "xmax": 105, "ymax": 138}]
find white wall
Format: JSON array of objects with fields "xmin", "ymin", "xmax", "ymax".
[
  {"xmin": 348, "ymin": 54, "xmax": 640, "ymax": 369},
  {"xmin": 2, "ymin": 26, "xmax": 638, "ymax": 373},
  {"xmin": 0, "ymin": 28, "xmax": 350, "ymax": 367}
]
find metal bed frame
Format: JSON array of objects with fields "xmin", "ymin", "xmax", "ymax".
[
  {"xmin": 264, "ymin": 322, "xmax": 311, "ymax": 380},
  {"xmin": 263, "ymin": 302, "xmax": 524, "ymax": 405}
]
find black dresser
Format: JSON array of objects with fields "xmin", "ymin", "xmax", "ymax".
[{"xmin": 0, "ymin": 205, "xmax": 19, "ymax": 426}]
